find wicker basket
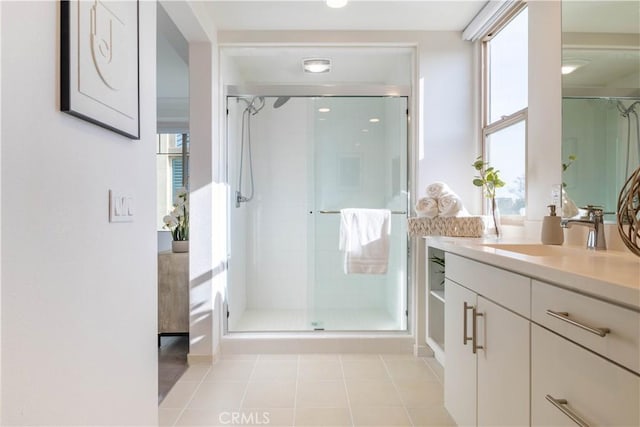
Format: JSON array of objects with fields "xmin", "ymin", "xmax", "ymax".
[
  {"xmin": 617, "ymin": 167, "xmax": 640, "ymax": 256},
  {"xmin": 407, "ymin": 216, "xmax": 485, "ymax": 238}
]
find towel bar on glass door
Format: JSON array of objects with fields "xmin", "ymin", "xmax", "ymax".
[{"xmin": 318, "ymin": 210, "xmax": 407, "ymax": 214}]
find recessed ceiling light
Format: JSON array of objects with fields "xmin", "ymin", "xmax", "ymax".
[
  {"xmin": 369, "ymin": 118, "xmax": 380, "ymax": 123},
  {"xmin": 318, "ymin": 107, "xmax": 331, "ymax": 113},
  {"xmin": 326, "ymin": 0, "xmax": 348, "ymax": 8},
  {"xmin": 303, "ymin": 58, "xmax": 331, "ymax": 73}
]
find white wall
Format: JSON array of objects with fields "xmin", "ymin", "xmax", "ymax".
[
  {"xmin": 244, "ymin": 98, "xmax": 310, "ymax": 311},
  {"xmin": 0, "ymin": 1, "xmax": 3, "ymax": 418},
  {"xmin": 188, "ymin": 42, "xmax": 220, "ymax": 360},
  {"xmin": 415, "ymin": 33, "xmax": 478, "ymax": 213},
  {"xmin": 1, "ymin": 1, "xmax": 157, "ymax": 424},
  {"xmin": 527, "ymin": 0, "xmax": 562, "ymax": 221}
]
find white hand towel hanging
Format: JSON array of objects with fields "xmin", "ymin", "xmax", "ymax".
[{"xmin": 339, "ymin": 209, "xmax": 391, "ymax": 274}]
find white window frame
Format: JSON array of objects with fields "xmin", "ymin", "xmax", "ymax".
[{"xmin": 480, "ymin": 3, "xmax": 528, "ymax": 225}]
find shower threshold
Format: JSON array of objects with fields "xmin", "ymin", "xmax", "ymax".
[
  {"xmin": 229, "ymin": 308, "xmax": 405, "ymax": 333},
  {"xmin": 221, "ymin": 331, "xmax": 415, "ymax": 355}
]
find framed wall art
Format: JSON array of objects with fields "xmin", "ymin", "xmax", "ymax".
[{"xmin": 61, "ymin": 0, "xmax": 140, "ymax": 139}]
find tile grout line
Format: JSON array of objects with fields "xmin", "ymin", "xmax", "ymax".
[
  {"xmin": 170, "ymin": 364, "xmax": 212, "ymax": 427},
  {"xmin": 422, "ymin": 357, "xmax": 444, "ymax": 387},
  {"xmin": 380, "ymin": 355, "xmax": 416, "ymax": 427},
  {"xmin": 339, "ymin": 354, "xmax": 356, "ymax": 427},
  {"xmin": 292, "ymin": 354, "xmax": 301, "ymax": 427},
  {"xmin": 238, "ymin": 356, "xmax": 260, "ymax": 413}
]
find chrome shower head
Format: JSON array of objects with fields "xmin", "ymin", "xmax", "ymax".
[{"xmin": 273, "ymin": 96, "xmax": 291, "ymax": 109}]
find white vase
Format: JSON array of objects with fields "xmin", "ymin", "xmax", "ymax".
[{"xmin": 172, "ymin": 240, "xmax": 189, "ymax": 253}]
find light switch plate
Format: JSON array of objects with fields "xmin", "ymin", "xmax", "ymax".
[
  {"xmin": 551, "ymin": 184, "xmax": 562, "ymax": 209},
  {"xmin": 109, "ymin": 190, "xmax": 134, "ymax": 223}
]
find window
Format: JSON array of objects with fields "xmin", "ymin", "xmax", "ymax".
[
  {"xmin": 157, "ymin": 133, "xmax": 189, "ymax": 230},
  {"xmin": 482, "ymin": 6, "xmax": 528, "ymax": 219}
]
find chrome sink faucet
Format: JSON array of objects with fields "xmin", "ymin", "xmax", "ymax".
[{"xmin": 560, "ymin": 206, "xmax": 607, "ymax": 250}]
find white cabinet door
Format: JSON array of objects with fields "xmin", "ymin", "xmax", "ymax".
[
  {"xmin": 444, "ymin": 279, "xmax": 477, "ymax": 427},
  {"xmin": 477, "ymin": 296, "xmax": 530, "ymax": 427},
  {"xmin": 532, "ymin": 324, "xmax": 640, "ymax": 427}
]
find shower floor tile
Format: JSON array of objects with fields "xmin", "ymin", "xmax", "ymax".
[{"xmin": 230, "ymin": 308, "xmax": 402, "ymax": 332}]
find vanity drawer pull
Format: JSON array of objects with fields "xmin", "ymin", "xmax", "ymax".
[
  {"xmin": 546, "ymin": 310, "xmax": 610, "ymax": 337},
  {"xmin": 472, "ymin": 306, "xmax": 483, "ymax": 354},
  {"xmin": 463, "ymin": 302, "xmax": 473, "ymax": 346},
  {"xmin": 545, "ymin": 394, "xmax": 591, "ymax": 427}
]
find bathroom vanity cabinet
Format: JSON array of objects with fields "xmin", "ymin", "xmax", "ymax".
[
  {"xmin": 444, "ymin": 254, "xmax": 530, "ymax": 427},
  {"xmin": 428, "ymin": 238, "xmax": 640, "ymax": 427},
  {"xmin": 531, "ymin": 324, "xmax": 639, "ymax": 426}
]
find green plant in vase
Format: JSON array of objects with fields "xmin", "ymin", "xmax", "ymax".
[
  {"xmin": 472, "ymin": 157, "xmax": 505, "ymax": 238},
  {"xmin": 429, "ymin": 255, "xmax": 445, "ymax": 286},
  {"xmin": 562, "ymin": 154, "xmax": 576, "ymax": 188}
]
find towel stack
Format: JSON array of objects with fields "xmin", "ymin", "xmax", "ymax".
[{"xmin": 415, "ymin": 182, "xmax": 468, "ymax": 218}]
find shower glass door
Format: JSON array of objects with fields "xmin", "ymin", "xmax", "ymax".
[
  {"xmin": 226, "ymin": 95, "xmax": 408, "ymax": 332},
  {"xmin": 309, "ymin": 97, "xmax": 408, "ymax": 331}
]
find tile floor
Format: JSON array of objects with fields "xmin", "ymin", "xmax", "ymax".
[
  {"xmin": 159, "ymin": 354, "xmax": 454, "ymax": 427},
  {"xmin": 159, "ymin": 335, "xmax": 190, "ymax": 404}
]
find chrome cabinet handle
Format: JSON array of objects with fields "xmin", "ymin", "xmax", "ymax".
[
  {"xmin": 545, "ymin": 394, "xmax": 591, "ymax": 427},
  {"xmin": 546, "ymin": 310, "xmax": 610, "ymax": 337},
  {"xmin": 463, "ymin": 302, "xmax": 473, "ymax": 346},
  {"xmin": 472, "ymin": 307, "xmax": 483, "ymax": 354}
]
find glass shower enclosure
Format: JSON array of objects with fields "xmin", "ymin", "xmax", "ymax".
[{"xmin": 226, "ymin": 95, "xmax": 408, "ymax": 332}]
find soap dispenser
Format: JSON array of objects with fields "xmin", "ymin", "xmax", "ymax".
[{"xmin": 541, "ymin": 204, "xmax": 564, "ymax": 245}]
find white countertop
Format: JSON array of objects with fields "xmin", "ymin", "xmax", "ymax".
[{"xmin": 425, "ymin": 236, "xmax": 640, "ymax": 311}]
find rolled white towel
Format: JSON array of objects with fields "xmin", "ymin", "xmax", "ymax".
[
  {"xmin": 426, "ymin": 182, "xmax": 453, "ymax": 199},
  {"xmin": 415, "ymin": 197, "xmax": 438, "ymax": 218},
  {"xmin": 437, "ymin": 194, "xmax": 466, "ymax": 217}
]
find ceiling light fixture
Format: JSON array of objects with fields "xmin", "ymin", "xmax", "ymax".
[
  {"xmin": 369, "ymin": 118, "xmax": 380, "ymax": 123},
  {"xmin": 562, "ymin": 59, "xmax": 590, "ymax": 75},
  {"xmin": 318, "ymin": 107, "xmax": 331, "ymax": 113},
  {"xmin": 326, "ymin": 0, "xmax": 348, "ymax": 8},
  {"xmin": 303, "ymin": 58, "xmax": 331, "ymax": 73}
]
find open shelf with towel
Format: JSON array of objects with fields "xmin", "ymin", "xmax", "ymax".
[{"xmin": 426, "ymin": 246, "xmax": 445, "ymax": 364}]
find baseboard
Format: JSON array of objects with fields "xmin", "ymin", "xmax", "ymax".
[{"xmin": 413, "ymin": 344, "xmax": 434, "ymax": 357}]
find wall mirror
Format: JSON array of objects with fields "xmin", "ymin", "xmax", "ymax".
[{"xmin": 561, "ymin": 0, "xmax": 640, "ymax": 221}]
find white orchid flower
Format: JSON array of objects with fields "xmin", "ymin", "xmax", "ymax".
[
  {"xmin": 174, "ymin": 187, "xmax": 188, "ymax": 202},
  {"xmin": 172, "ymin": 205, "xmax": 184, "ymax": 217},
  {"xmin": 163, "ymin": 215, "xmax": 178, "ymax": 228}
]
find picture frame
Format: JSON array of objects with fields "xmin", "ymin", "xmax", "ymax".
[{"xmin": 61, "ymin": 0, "xmax": 140, "ymax": 139}]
